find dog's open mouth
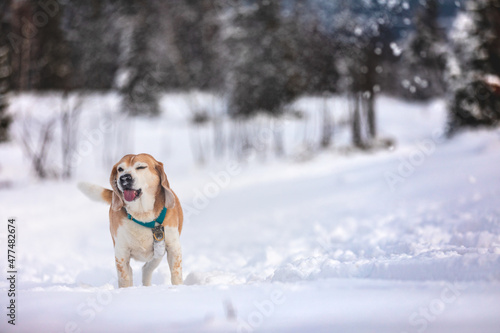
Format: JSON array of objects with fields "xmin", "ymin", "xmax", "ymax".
[{"xmin": 123, "ymin": 189, "xmax": 142, "ymax": 202}]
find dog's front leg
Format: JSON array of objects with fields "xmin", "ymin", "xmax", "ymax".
[
  {"xmin": 142, "ymin": 257, "xmax": 162, "ymax": 286},
  {"xmin": 164, "ymin": 226, "xmax": 183, "ymax": 285},
  {"xmin": 115, "ymin": 252, "xmax": 133, "ymax": 288}
]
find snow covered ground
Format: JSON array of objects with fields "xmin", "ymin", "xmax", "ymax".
[{"xmin": 1, "ymin": 94, "xmax": 500, "ymax": 333}]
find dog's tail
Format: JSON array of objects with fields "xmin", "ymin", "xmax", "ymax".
[{"xmin": 77, "ymin": 182, "xmax": 113, "ymax": 205}]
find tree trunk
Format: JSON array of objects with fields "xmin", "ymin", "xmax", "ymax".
[
  {"xmin": 0, "ymin": 25, "xmax": 12, "ymax": 142},
  {"xmin": 60, "ymin": 93, "xmax": 82, "ymax": 179},
  {"xmin": 320, "ymin": 96, "xmax": 333, "ymax": 148},
  {"xmin": 351, "ymin": 93, "xmax": 363, "ymax": 148},
  {"xmin": 367, "ymin": 91, "xmax": 376, "ymax": 140}
]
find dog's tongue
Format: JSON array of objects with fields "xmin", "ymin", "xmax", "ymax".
[{"xmin": 123, "ymin": 190, "xmax": 136, "ymax": 202}]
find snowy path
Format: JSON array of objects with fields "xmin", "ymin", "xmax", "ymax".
[
  {"xmin": 12, "ymin": 280, "xmax": 500, "ymax": 333},
  {"xmin": 1, "ymin": 97, "xmax": 500, "ymax": 332}
]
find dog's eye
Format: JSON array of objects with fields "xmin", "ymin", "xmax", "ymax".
[
  {"xmin": 136, "ymin": 166, "xmax": 147, "ymax": 170},
  {"xmin": 117, "ymin": 167, "xmax": 124, "ymax": 172}
]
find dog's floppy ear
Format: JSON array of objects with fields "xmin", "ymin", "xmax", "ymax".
[
  {"xmin": 155, "ymin": 161, "xmax": 176, "ymax": 209},
  {"xmin": 109, "ymin": 163, "xmax": 124, "ymax": 211}
]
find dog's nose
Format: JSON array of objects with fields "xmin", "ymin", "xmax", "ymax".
[{"xmin": 120, "ymin": 174, "xmax": 133, "ymax": 187}]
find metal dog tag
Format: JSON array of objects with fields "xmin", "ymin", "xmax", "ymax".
[
  {"xmin": 153, "ymin": 225, "xmax": 164, "ymax": 241},
  {"xmin": 152, "ymin": 226, "xmax": 165, "ymax": 259}
]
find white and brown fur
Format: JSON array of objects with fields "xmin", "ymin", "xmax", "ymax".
[{"xmin": 78, "ymin": 153, "xmax": 183, "ymax": 287}]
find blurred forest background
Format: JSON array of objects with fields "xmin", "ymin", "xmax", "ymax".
[{"xmin": 0, "ymin": 0, "xmax": 499, "ymax": 178}]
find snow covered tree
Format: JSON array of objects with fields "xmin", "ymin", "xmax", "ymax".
[
  {"xmin": 34, "ymin": 0, "xmax": 70, "ymax": 90},
  {"xmin": 400, "ymin": 0, "xmax": 447, "ymax": 100},
  {"xmin": 162, "ymin": 0, "xmax": 222, "ymax": 90},
  {"xmin": 63, "ymin": 0, "xmax": 120, "ymax": 90},
  {"xmin": 222, "ymin": 0, "xmax": 305, "ymax": 117},
  {"xmin": 8, "ymin": 1, "xmax": 37, "ymax": 90},
  {"xmin": 0, "ymin": 4, "xmax": 12, "ymax": 142},
  {"xmin": 118, "ymin": 0, "xmax": 161, "ymax": 116},
  {"xmin": 1, "ymin": 0, "xmax": 70, "ymax": 90},
  {"xmin": 298, "ymin": 20, "xmax": 339, "ymax": 148},
  {"xmin": 289, "ymin": 2, "xmax": 339, "ymax": 97},
  {"xmin": 461, "ymin": 0, "xmax": 500, "ymax": 74},
  {"xmin": 447, "ymin": 0, "xmax": 500, "ymax": 134},
  {"xmin": 333, "ymin": 0, "xmax": 399, "ymax": 147}
]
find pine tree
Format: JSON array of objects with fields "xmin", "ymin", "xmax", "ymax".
[
  {"xmin": 64, "ymin": 0, "xmax": 121, "ymax": 90},
  {"xmin": 222, "ymin": 0, "xmax": 305, "ymax": 117},
  {"xmin": 402, "ymin": 0, "xmax": 447, "ymax": 100},
  {"xmin": 163, "ymin": 0, "xmax": 222, "ymax": 90},
  {"xmin": 465, "ymin": 0, "xmax": 500, "ymax": 74},
  {"xmin": 447, "ymin": 0, "xmax": 500, "ymax": 133},
  {"xmin": 334, "ymin": 0, "xmax": 397, "ymax": 147},
  {"xmin": 2, "ymin": 0, "xmax": 70, "ymax": 90},
  {"xmin": 34, "ymin": 0, "xmax": 70, "ymax": 90},
  {"xmin": 118, "ymin": 0, "xmax": 161, "ymax": 116},
  {"xmin": 0, "ymin": 5, "xmax": 12, "ymax": 142}
]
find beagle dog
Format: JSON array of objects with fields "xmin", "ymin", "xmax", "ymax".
[{"xmin": 78, "ymin": 154, "xmax": 183, "ymax": 287}]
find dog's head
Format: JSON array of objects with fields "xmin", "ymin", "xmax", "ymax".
[{"xmin": 109, "ymin": 154, "xmax": 176, "ymax": 212}]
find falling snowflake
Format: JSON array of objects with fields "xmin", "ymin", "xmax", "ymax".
[{"xmin": 390, "ymin": 42, "xmax": 402, "ymax": 56}]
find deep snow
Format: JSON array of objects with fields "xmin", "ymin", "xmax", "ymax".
[{"xmin": 1, "ymin": 94, "xmax": 499, "ymax": 333}]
